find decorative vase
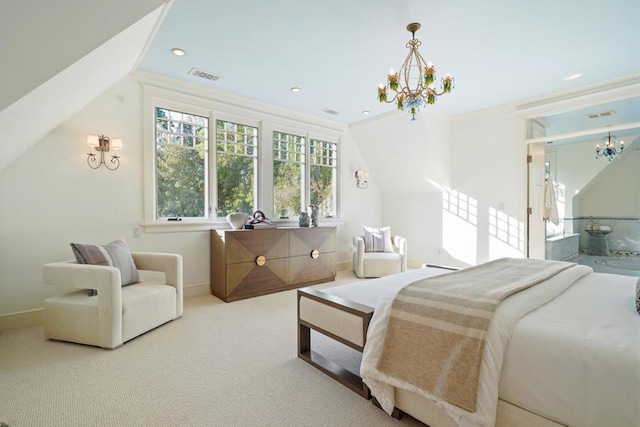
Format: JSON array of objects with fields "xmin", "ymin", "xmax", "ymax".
[
  {"xmin": 309, "ymin": 205, "xmax": 319, "ymax": 227},
  {"xmin": 298, "ymin": 212, "xmax": 310, "ymax": 227},
  {"xmin": 226, "ymin": 212, "xmax": 249, "ymax": 230}
]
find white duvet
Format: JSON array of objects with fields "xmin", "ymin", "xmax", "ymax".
[
  {"xmin": 359, "ymin": 264, "xmax": 638, "ymax": 427},
  {"xmin": 498, "ymin": 271, "xmax": 640, "ymax": 426}
]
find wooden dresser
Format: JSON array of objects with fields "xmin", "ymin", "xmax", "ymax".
[{"xmin": 210, "ymin": 227, "xmax": 337, "ymax": 302}]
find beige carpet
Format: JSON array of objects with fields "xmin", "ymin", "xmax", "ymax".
[{"xmin": 0, "ymin": 271, "xmax": 423, "ymax": 427}]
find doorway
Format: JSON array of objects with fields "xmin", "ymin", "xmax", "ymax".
[{"xmin": 523, "ymin": 92, "xmax": 640, "ymax": 276}]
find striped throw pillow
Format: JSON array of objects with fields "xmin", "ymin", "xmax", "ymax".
[
  {"xmin": 70, "ymin": 239, "xmax": 140, "ymax": 295},
  {"xmin": 363, "ymin": 226, "xmax": 394, "ymax": 253}
]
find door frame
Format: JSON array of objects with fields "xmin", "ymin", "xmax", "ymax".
[{"xmin": 516, "ymin": 75, "xmax": 640, "ymax": 259}]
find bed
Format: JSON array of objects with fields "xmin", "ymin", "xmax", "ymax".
[{"xmin": 297, "ymin": 259, "xmax": 640, "ymax": 427}]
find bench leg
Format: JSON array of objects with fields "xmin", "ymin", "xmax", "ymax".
[{"xmin": 298, "ymin": 321, "xmax": 370, "ymax": 398}]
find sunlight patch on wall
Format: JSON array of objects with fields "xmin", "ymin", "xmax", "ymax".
[
  {"xmin": 442, "ymin": 190, "xmax": 478, "ymax": 265},
  {"xmin": 489, "ymin": 207, "xmax": 525, "ymax": 258}
]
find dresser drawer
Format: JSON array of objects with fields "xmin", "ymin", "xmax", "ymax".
[
  {"xmin": 290, "ymin": 252, "xmax": 336, "ymax": 285},
  {"xmin": 225, "ymin": 229, "xmax": 289, "ymax": 263},
  {"xmin": 289, "ymin": 227, "xmax": 336, "ymax": 257},
  {"xmin": 226, "ymin": 258, "xmax": 289, "ymax": 301}
]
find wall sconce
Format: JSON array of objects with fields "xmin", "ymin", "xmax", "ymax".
[
  {"xmin": 355, "ymin": 170, "xmax": 369, "ymax": 189},
  {"xmin": 86, "ymin": 134, "xmax": 122, "ymax": 170}
]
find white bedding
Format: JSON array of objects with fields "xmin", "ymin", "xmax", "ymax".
[
  {"xmin": 499, "ymin": 272, "xmax": 640, "ymax": 426},
  {"xmin": 321, "ymin": 264, "xmax": 639, "ymax": 427},
  {"xmin": 325, "ymin": 267, "xmax": 451, "ymax": 307}
]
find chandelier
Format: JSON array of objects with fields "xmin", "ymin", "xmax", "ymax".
[
  {"xmin": 595, "ymin": 132, "xmax": 624, "ymax": 161},
  {"xmin": 377, "ymin": 23, "xmax": 454, "ymax": 120}
]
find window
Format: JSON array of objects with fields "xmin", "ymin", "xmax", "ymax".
[
  {"xmin": 272, "ymin": 132, "xmax": 339, "ymax": 219},
  {"xmin": 155, "ymin": 107, "xmax": 209, "ymax": 219},
  {"xmin": 273, "ymin": 131, "xmax": 305, "ymax": 218},
  {"xmin": 309, "ymin": 139, "xmax": 337, "ymax": 217},
  {"xmin": 145, "ymin": 87, "xmax": 342, "ymax": 229},
  {"xmin": 215, "ymin": 120, "xmax": 258, "ymax": 217}
]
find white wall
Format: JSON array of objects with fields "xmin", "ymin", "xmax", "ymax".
[
  {"xmin": 349, "ymin": 109, "xmax": 452, "ymax": 266},
  {"xmin": 449, "ymin": 107, "xmax": 527, "ymax": 265},
  {"xmin": 574, "ymin": 141, "xmax": 640, "ymax": 217},
  {"xmin": 545, "ymin": 139, "xmax": 609, "ymax": 220},
  {"xmin": 0, "ymin": 74, "xmax": 381, "ymax": 317},
  {"xmin": 349, "ymin": 105, "xmax": 528, "ymax": 268}
]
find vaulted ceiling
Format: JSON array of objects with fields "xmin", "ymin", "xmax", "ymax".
[
  {"xmin": 2, "ymin": 0, "xmax": 640, "ymax": 173},
  {"xmin": 137, "ymin": 0, "xmax": 640, "ymax": 124}
]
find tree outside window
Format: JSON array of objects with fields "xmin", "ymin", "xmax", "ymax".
[
  {"xmin": 309, "ymin": 139, "xmax": 337, "ymax": 217},
  {"xmin": 215, "ymin": 120, "xmax": 258, "ymax": 217},
  {"xmin": 152, "ymin": 102, "xmax": 339, "ymax": 223},
  {"xmin": 273, "ymin": 131, "xmax": 304, "ymax": 218},
  {"xmin": 155, "ymin": 108, "xmax": 208, "ymax": 218}
]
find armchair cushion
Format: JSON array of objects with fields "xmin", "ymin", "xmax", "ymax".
[
  {"xmin": 363, "ymin": 226, "xmax": 393, "ymax": 253},
  {"xmin": 70, "ymin": 239, "xmax": 140, "ymax": 289}
]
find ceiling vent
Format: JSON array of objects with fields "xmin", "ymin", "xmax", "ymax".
[
  {"xmin": 586, "ymin": 110, "xmax": 615, "ymax": 119},
  {"xmin": 320, "ymin": 108, "xmax": 340, "ymax": 115},
  {"xmin": 188, "ymin": 68, "xmax": 221, "ymax": 82}
]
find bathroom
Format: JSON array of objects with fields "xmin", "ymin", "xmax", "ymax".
[{"xmin": 542, "ymin": 114, "xmax": 640, "ymax": 274}]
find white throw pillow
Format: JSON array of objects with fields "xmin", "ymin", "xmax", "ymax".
[{"xmin": 363, "ymin": 226, "xmax": 394, "ymax": 253}]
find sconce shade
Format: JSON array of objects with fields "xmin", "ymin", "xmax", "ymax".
[
  {"xmin": 355, "ymin": 169, "xmax": 369, "ymax": 189},
  {"xmin": 87, "ymin": 135, "xmax": 100, "ymax": 147},
  {"xmin": 111, "ymin": 138, "xmax": 123, "ymax": 150}
]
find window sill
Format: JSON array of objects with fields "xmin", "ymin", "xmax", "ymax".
[{"xmin": 142, "ymin": 217, "xmax": 345, "ymax": 233}]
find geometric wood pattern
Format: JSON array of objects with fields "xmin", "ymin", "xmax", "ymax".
[{"xmin": 210, "ymin": 227, "xmax": 337, "ymax": 302}]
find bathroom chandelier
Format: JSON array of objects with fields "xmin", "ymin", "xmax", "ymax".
[
  {"xmin": 595, "ymin": 132, "xmax": 624, "ymax": 161},
  {"xmin": 377, "ymin": 23, "xmax": 454, "ymax": 120}
]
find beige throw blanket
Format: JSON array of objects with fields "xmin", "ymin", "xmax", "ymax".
[{"xmin": 375, "ymin": 258, "xmax": 574, "ymax": 412}]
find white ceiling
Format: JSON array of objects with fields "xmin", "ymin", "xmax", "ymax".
[
  {"xmin": 137, "ymin": 0, "xmax": 640, "ymax": 125},
  {"xmin": 542, "ymin": 97, "xmax": 640, "ymax": 146}
]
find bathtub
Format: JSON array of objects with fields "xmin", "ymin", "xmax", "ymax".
[{"xmin": 545, "ymin": 233, "xmax": 580, "ymax": 261}]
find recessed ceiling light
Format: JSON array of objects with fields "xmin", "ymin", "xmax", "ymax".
[
  {"xmin": 563, "ymin": 73, "xmax": 581, "ymax": 81},
  {"xmin": 362, "ymin": 110, "xmax": 370, "ymax": 115},
  {"xmin": 290, "ymin": 87, "xmax": 301, "ymax": 93},
  {"xmin": 171, "ymin": 48, "xmax": 186, "ymax": 57}
]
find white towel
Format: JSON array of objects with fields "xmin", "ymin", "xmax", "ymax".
[{"xmin": 544, "ymin": 178, "xmax": 559, "ymax": 225}]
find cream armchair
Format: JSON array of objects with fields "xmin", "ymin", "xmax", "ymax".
[
  {"xmin": 43, "ymin": 252, "xmax": 183, "ymax": 349},
  {"xmin": 353, "ymin": 235, "xmax": 407, "ymax": 278}
]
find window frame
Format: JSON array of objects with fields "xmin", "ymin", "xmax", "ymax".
[
  {"xmin": 213, "ymin": 114, "xmax": 261, "ymax": 219},
  {"xmin": 272, "ymin": 128, "xmax": 307, "ymax": 219},
  {"xmin": 142, "ymin": 85, "xmax": 342, "ymax": 232},
  {"xmin": 154, "ymin": 105, "xmax": 211, "ymax": 220},
  {"xmin": 308, "ymin": 137, "xmax": 339, "ymax": 218}
]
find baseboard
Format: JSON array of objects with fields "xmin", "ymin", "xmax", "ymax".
[
  {"xmin": 0, "ymin": 308, "xmax": 43, "ymax": 332},
  {"xmin": 184, "ymin": 282, "xmax": 210, "ymax": 299},
  {"xmin": 337, "ymin": 260, "xmax": 353, "ymax": 272}
]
